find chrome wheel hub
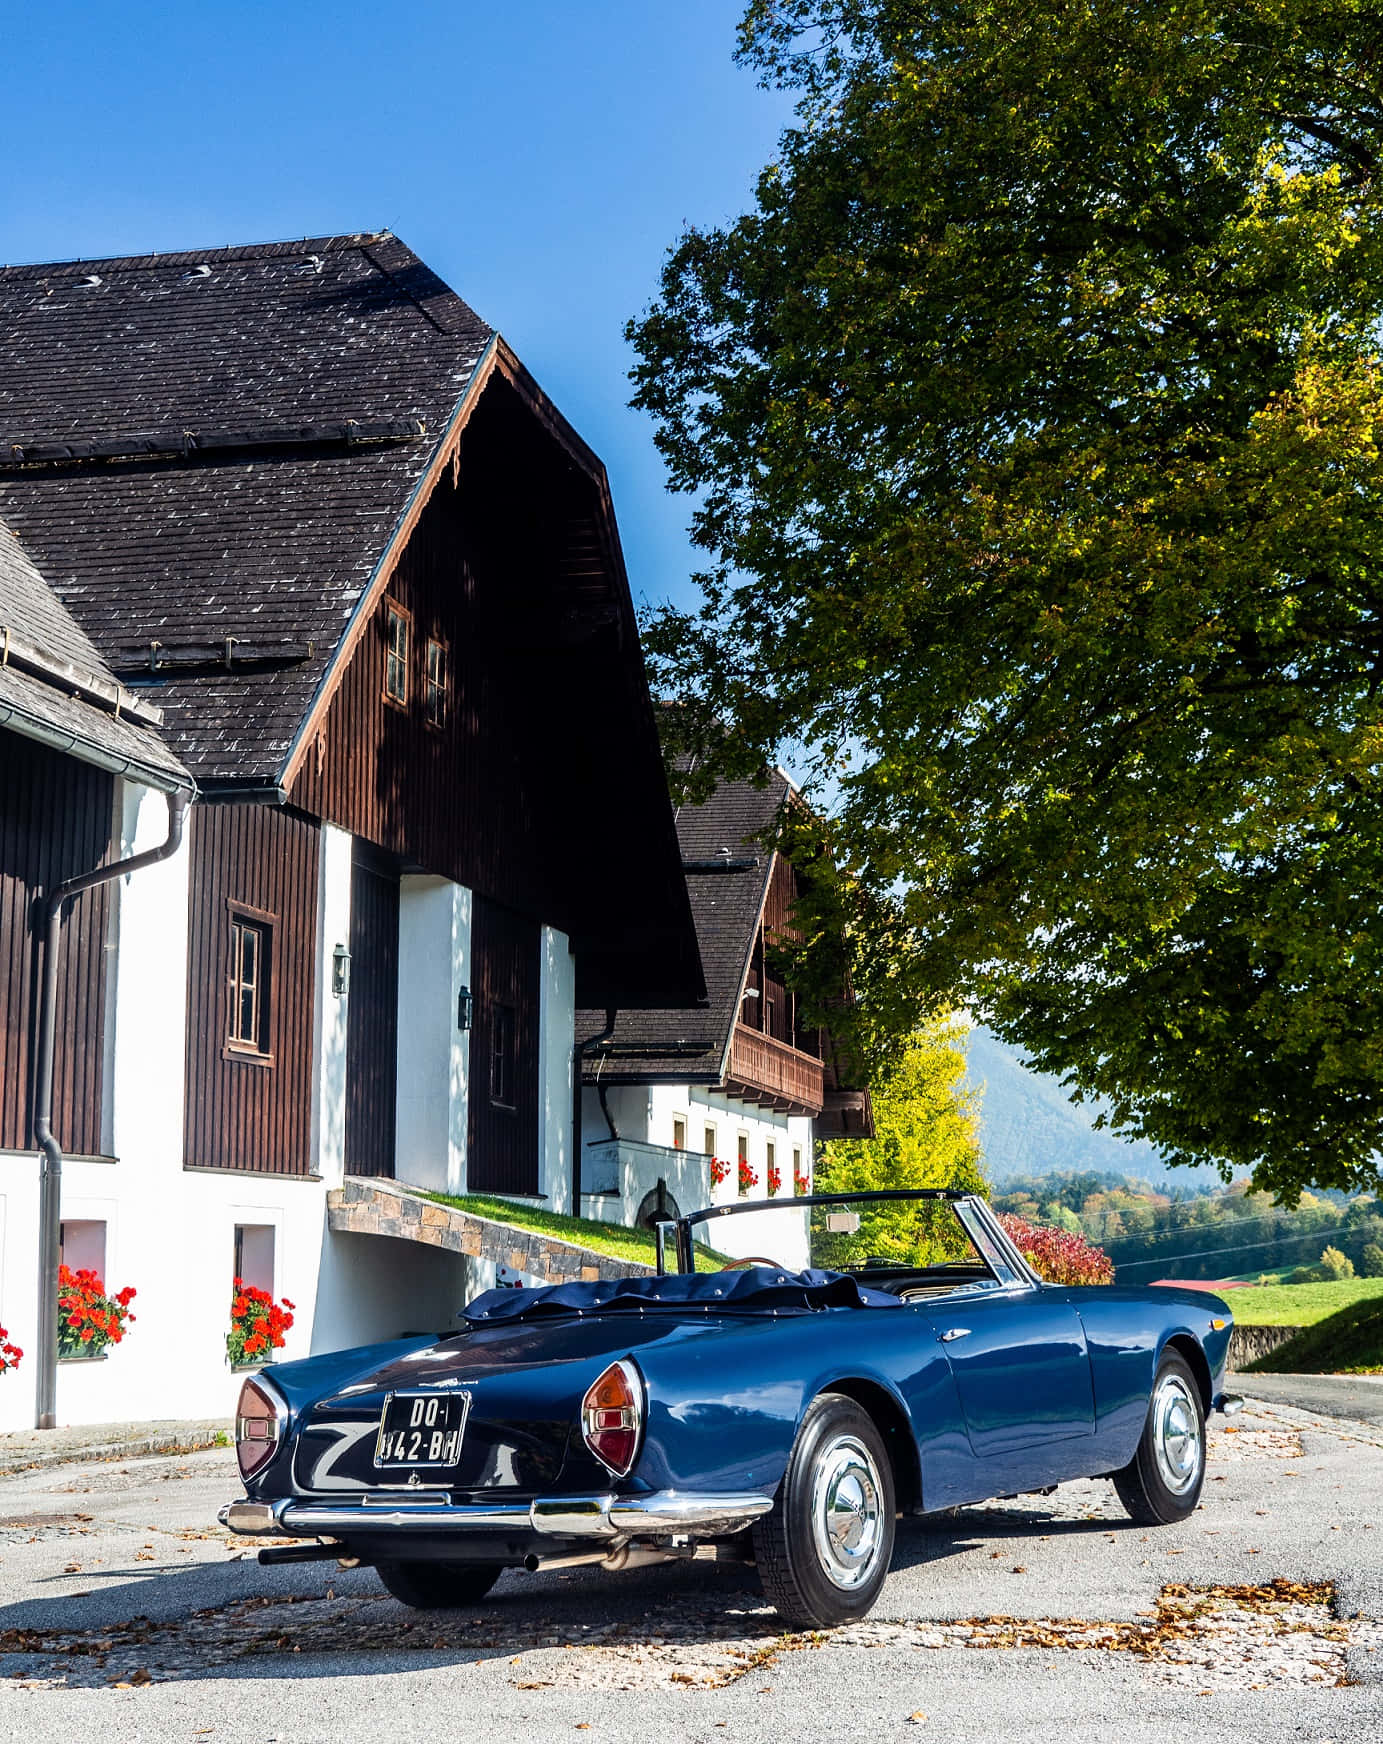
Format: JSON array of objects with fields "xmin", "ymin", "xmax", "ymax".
[
  {"xmin": 810, "ymin": 1434, "xmax": 884, "ymax": 1590},
  {"xmin": 1152, "ymin": 1373, "xmax": 1202, "ymax": 1495}
]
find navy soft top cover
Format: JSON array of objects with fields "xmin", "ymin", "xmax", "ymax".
[{"xmin": 463, "ymin": 1266, "xmax": 904, "ymax": 1324}]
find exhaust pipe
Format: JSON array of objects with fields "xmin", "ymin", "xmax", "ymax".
[{"xmin": 523, "ymin": 1544, "xmax": 682, "ymax": 1575}]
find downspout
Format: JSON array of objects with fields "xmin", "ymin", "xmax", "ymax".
[
  {"xmin": 33, "ymin": 789, "xmax": 190, "ymax": 1430},
  {"xmin": 571, "ymin": 1008, "xmax": 616, "ymax": 1217}
]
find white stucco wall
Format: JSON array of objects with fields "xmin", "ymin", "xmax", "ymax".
[
  {"xmin": 310, "ymin": 823, "xmax": 353, "ymax": 1190},
  {"xmin": 538, "ymin": 926, "xmax": 575, "ymax": 1213},
  {"xmin": 394, "ymin": 876, "xmax": 472, "ymax": 1196},
  {"xmin": 0, "ymin": 789, "xmax": 350, "ymax": 1432},
  {"xmin": 577, "ymin": 1079, "xmax": 813, "ymax": 1271}
]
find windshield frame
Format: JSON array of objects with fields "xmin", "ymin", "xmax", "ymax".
[{"xmin": 658, "ymin": 1188, "xmax": 1041, "ymax": 1288}]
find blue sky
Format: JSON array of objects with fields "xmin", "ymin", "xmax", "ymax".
[{"xmin": 0, "ymin": 1, "xmax": 789, "ymax": 614}]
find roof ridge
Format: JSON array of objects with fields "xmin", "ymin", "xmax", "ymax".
[{"xmin": 0, "ymin": 231, "xmax": 394, "ymax": 278}]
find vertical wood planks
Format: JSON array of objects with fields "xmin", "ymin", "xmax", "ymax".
[
  {"xmin": 0, "ymin": 730, "xmax": 112, "ymax": 1156},
  {"xmin": 182, "ymin": 801, "xmax": 319, "ymax": 1174}
]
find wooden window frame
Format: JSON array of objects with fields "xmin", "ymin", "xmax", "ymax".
[
  {"xmin": 424, "ymin": 635, "xmax": 448, "ymax": 730},
  {"xmin": 702, "ymin": 1122, "xmax": 717, "ymax": 1158},
  {"xmin": 383, "ymin": 599, "xmax": 412, "ymax": 710},
  {"xmin": 672, "ymin": 1115, "xmax": 687, "ymax": 1151},
  {"xmin": 224, "ymin": 900, "xmax": 275, "ymax": 1067}
]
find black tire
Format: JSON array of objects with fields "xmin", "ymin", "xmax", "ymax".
[
  {"xmin": 374, "ymin": 1560, "xmax": 502, "ymax": 1608},
  {"xmin": 1113, "ymin": 1350, "xmax": 1207, "ymax": 1526},
  {"xmin": 753, "ymin": 1392, "xmax": 896, "ymax": 1628}
]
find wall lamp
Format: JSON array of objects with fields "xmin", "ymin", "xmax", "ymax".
[
  {"xmin": 457, "ymin": 985, "xmax": 473, "ymax": 1031},
  {"xmin": 332, "ymin": 942, "xmax": 351, "ymax": 998}
]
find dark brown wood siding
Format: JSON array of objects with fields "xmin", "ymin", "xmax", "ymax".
[
  {"xmin": 467, "ymin": 895, "xmax": 540, "ymax": 1195},
  {"xmin": 0, "ymin": 731, "xmax": 113, "ymax": 1156},
  {"xmin": 344, "ymin": 844, "xmax": 399, "ymax": 1177},
  {"xmin": 286, "ymin": 375, "xmax": 705, "ymax": 1016},
  {"xmin": 183, "ymin": 802, "xmax": 319, "ymax": 1174},
  {"xmin": 287, "ymin": 467, "xmax": 551, "ymax": 926}
]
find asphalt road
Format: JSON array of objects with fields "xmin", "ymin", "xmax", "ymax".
[
  {"xmin": 1, "ymin": 1394, "xmax": 1380, "ymax": 1744},
  {"xmin": 1228, "ymin": 1369, "xmax": 1383, "ymax": 1426}
]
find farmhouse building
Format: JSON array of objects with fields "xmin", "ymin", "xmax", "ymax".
[
  {"xmin": 577, "ymin": 767, "xmax": 874, "ymax": 1269},
  {"xmin": 0, "ymin": 233, "xmax": 703, "ymax": 1430}
]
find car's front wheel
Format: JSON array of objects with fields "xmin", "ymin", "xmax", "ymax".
[
  {"xmin": 753, "ymin": 1391, "xmax": 896, "ymax": 1628},
  {"xmin": 374, "ymin": 1560, "xmax": 502, "ymax": 1608},
  {"xmin": 1113, "ymin": 1350, "xmax": 1206, "ymax": 1525}
]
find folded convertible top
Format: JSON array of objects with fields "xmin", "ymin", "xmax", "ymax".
[{"xmin": 462, "ymin": 1267, "xmax": 905, "ymax": 1324}]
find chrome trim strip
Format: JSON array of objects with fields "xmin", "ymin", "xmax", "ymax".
[
  {"xmin": 607, "ymin": 1493, "xmax": 775, "ymax": 1535},
  {"xmin": 220, "ymin": 1489, "xmax": 776, "ymax": 1540}
]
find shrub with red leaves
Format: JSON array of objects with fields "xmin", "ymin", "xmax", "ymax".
[
  {"xmin": 57, "ymin": 1266, "xmax": 136, "ymax": 1359},
  {"xmin": 998, "ymin": 1214, "xmax": 1115, "ymax": 1285},
  {"xmin": 0, "ymin": 1327, "xmax": 22, "ymax": 1373},
  {"xmin": 227, "ymin": 1278, "xmax": 295, "ymax": 1366}
]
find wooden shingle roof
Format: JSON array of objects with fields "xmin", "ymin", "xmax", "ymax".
[
  {"xmin": 578, "ymin": 772, "xmax": 790, "ymax": 1080},
  {"xmin": 0, "ymin": 233, "xmax": 492, "ymax": 786},
  {"xmin": 0, "ymin": 519, "xmax": 190, "ymax": 792}
]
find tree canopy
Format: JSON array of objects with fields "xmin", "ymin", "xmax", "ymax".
[{"xmin": 630, "ymin": 0, "xmax": 1383, "ymax": 1203}]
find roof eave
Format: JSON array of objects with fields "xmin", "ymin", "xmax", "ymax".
[{"xmin": 0, "ymin": 700, "xmax": 194, "ymax": 795}]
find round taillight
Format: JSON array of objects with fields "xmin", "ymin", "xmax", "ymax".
[
  {"xmin": 236, "ymin": 1377, "xmax": 281, "ymax": 1481},
  {"xmin": 580, "ymin": 1358, "xmax": 644, "ymax": 1478}
]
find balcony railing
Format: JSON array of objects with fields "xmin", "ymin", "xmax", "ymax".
[{"xmin": 725, "ymin": 1022, "xmax": 825, "ymax": 1116}]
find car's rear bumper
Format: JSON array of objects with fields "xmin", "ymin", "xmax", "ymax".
[{"xmin": 220, "ymin": 1489, "xmax": 774, "ymax": 1541}]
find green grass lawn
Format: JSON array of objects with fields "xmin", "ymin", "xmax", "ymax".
[
  {"xmin": 1244, "ymin": 1299, "xmax": 1383, "ymax": 1374},
  {"xmin": 420, "ymin": 1192, "xmax": 728, "ymax": 1273},
  {"xmin": 1220, "ymin": 1276, "xmax": 1383, "ymax": 1327}
]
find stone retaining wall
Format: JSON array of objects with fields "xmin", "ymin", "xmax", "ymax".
[
  {"xmin": 326, "ymin": 1178, "xmax": 653, "ymax": 1286},
  {"xmin": 1229, "ymin": 1323, "xmax": 1303, "ymax": 1370}
]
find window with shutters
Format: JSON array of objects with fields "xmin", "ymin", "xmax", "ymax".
[{"xmin": 226, "ymin": 903, "xmax": 274, "ymax": 1063}]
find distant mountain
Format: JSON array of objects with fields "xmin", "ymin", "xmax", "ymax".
[{"xmin": 964, "ymin": 1026, "xmax": 1216, "ymax": 1190}]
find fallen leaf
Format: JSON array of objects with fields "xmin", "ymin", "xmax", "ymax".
[
  {"xmin": 907, "ymin": 1713, "xmax": 928, "ymax": 1725},
  {"xmin": 513, "ymin": 1681, "xmax": 552, "ymax": 1690},
  {"xmin": 1012, "ymin": 1566, "xmax": 1027, "ymax": 1575}
]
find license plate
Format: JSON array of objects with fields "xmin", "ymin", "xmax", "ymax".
[{"xmin": 374, "ymin": 1391, "xmax": 470, "ymax": 1470}]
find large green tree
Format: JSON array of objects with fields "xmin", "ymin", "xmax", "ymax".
[{"xmin": 630, "ymin": 0, "xmax": 1383, "ymax": 1202}]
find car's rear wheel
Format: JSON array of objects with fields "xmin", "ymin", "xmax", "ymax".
[
  {"xmin": 1113, "ymin": 1350, "xmax": 1206, "ymax": 1525},
  {"xmin": 753, "ymin": 1391, "xmax": 896, "ymax": 1628},
  {"xmin": 374, "ymin": 1560, "xmax": 502, "ymax": 1608}
]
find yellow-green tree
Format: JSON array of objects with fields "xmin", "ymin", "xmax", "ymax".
[{"xmin": 813, "ymin": 1015, "xmax": 986, "ymax": 1266}]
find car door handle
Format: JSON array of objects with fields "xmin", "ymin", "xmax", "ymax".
[{"xmin": 938, "ymin": 1327, "xmax": 971, "ymax": 1343}]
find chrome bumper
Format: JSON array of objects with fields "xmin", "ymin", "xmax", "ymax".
[{"xmin": 220, "ymin": 1489, "xmax": 774, "ymax": 1541}]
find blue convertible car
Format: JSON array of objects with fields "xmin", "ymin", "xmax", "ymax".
[{"xmin": 221, "ymin": 1190, "xmax": 1241, "ymax": 1626}]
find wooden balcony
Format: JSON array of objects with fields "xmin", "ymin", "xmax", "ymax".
[{"xmin": 725, "ymin": 1022, "xmax": 825, "ymax": 1117}]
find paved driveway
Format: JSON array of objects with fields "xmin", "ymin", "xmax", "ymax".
[{"xmin": 1, "ymin": 1396, "xmax": 1380, "ymax": 1743}]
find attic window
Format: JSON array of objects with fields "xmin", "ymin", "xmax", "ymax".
[
  {"xmin": 424, "ymin": 637, "xmax": 448, "ymax": 728},
  {"xmin": 384, "ymin": 601, "xmax": 410, "ymax": 707}
]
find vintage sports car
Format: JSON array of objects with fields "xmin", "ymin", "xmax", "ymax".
[{"xmin": 221, "ymin": 1190, "xmax": 1241, "ymax": 1626}]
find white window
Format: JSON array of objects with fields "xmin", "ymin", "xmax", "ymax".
[
  {"xmin": 59, "ymin": 1219, "xmax": 106, "ymax": 1278},
  {"xmin": 703, "ymin": 1123, "xmax": 717, "ymax": 1157},
  {"xmin": 234, "ymin": 1224, "xmax": 275, "ymax": 1295},
  {"xmin": 672, "ymin": 1116, "xmax": 687, "ymax": 1151}
]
